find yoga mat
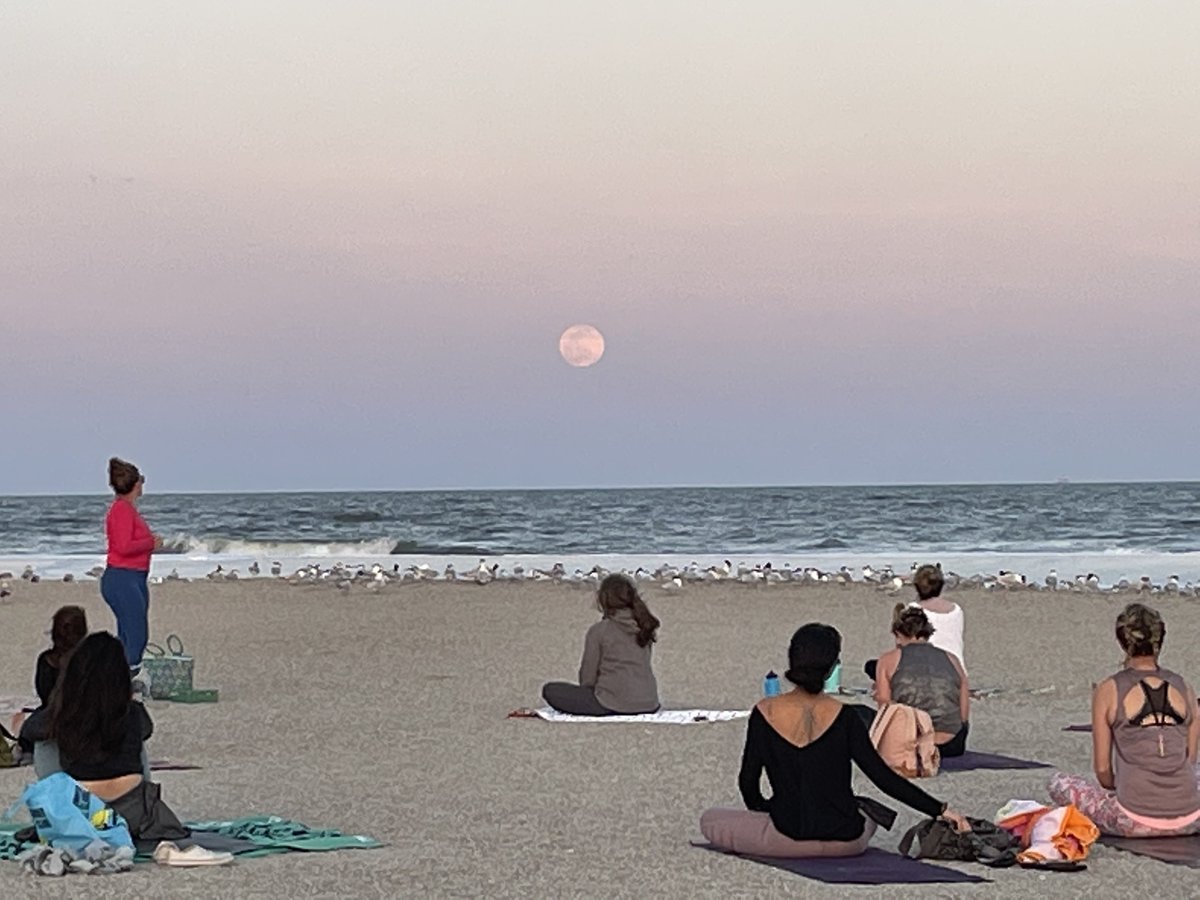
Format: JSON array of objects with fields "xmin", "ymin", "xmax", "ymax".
[
  {"xmin": 939, "ymin": 750, "xmax": 1051, "ymax": 771},
  {"xmin": 1099, "ymin": 834, "xmax": 1200, "ymax": 867},
  {"xmin": 694, "ymin": 843, "xmax": 988, "ymax": 884},
  {"xmin": 1063, "ymin": 724, "xmax": 1093, "ymax": 733},
  {"xmin": 509, "ymin": 706, "xmax": 749, "ymax": 724}
]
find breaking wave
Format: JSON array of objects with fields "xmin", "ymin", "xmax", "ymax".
[{"xmin": 161, "ymin": 535, "xmax": 494, "ymax": 558}]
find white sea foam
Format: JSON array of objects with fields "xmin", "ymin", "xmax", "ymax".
[{"xmin": 166, "ymin": 536, "xmax": 399, "ymax": 559}]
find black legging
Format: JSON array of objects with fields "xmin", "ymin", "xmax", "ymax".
[{"xmin": 541, "ymin": 682, "xmax": 614, "ymax": 717}]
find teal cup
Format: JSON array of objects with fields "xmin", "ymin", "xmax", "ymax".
[{"xmin": 823, "ymin": 663, "xmax": 842, "ymax": 694}]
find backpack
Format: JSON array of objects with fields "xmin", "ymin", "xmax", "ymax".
[
  {"xmin": 869, "ymin": 703, "xmax": 940, "ymax": 778},
  {"xmin": 0, "ymin": 723, "xmax": 16, "ymax": 768},
  {"xmin": 20, "ymin": 773, "xmax": 134, "ymax": 852},
  {"xmin": 899, "ymin": 816, "xmax": 1019, "ymax": 867}
]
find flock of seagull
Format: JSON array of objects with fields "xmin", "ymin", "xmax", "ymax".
[{"xmin": 3, "ymin": 561, "xmax": 1199, "ymax": 598}]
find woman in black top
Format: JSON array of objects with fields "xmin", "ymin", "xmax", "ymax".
[
  {"xmin": 701, "ymin": 623, "xmax": 969, "ymax": 857},
  {"xmin": 18, "ymin": 605, "xmax": 87, "ymax": 754},
  {"xmin": 48, "ymin": 632, "xmax": 191, "ymax": 849}
]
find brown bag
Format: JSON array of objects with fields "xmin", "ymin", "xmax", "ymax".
[{"xmin": 869, "ymin": 703, "xmax": 940, "ymax": 778}]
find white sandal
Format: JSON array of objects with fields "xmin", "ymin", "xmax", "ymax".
[{"xmin": 152, "ymin": 841, "xmax": 234, "ymax": 867}]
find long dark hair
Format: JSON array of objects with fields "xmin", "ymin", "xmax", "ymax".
[
  {"xmin": 596, "ymin": 574, "xmax": 660, "ymax": 647},
  {"xmin": 46, "ymin": 605, "xmax": 88, "ymax": 668},
  {"xmin": 48, "ymin": 632, "xmax": 132, "ymax": 762}
]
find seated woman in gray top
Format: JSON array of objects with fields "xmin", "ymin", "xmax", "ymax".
[
  {"xmin": 874, "ymin": 604, "xmax": 970, "ymax": 757},
  {"xmin": 542, "ymin": 574, "xmax": 660, "ymax": 716},
  {"xmin": 1049, "ymin": 603, "xmax": 1200, "ymax": 837}
]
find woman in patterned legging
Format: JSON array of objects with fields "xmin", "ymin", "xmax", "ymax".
[{"xmin": 1048, "ymin": 603, "xmax": 1200, "ymax": 836}]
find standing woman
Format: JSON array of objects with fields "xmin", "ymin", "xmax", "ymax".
[{"xmin": 102, "ymin": 457, "xmax": 162, "ymax": 677}]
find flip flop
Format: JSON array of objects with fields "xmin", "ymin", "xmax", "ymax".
[
  {"xmin": 1018, "ymin": 859, "xmax": 1087, "ymax": 872},
  {"xmin": 153, "ymin": 841, "xmax": 234, "ymax": 867}
]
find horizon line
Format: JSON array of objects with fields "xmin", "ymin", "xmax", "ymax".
[{"xmin": 2, "ymin": 477, "xmax": 1198, "ymax": 499}]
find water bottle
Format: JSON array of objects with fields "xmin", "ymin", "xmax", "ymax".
[{"xmin": 763, "ymin": 670, "xmax": 781, "ymax": 697}]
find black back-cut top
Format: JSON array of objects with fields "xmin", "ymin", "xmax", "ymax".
[{"xmin": 738, "ymin": 703, "xmax": 946, "ymax": 841}]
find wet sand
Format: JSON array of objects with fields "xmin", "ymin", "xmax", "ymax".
[{"xmin": 2, "ymin": 578, "xmax": 1198, "ymax": 897}]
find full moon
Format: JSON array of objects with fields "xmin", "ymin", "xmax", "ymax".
[{"xmin": 558, "ymin": 324, "xmax": 605, "ymax": 368}]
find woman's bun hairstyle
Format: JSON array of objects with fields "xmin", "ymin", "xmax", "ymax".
[
  {"xmin": 784, "ymin": 623, "xmax": 841, "ymax": 694},
  {"xmin": 891, "ymin": 603, "xmax": 935, "ymax": 640},
  {"xmin": 108, "ymin": 457, "xmax": 141, "ymax": 496},
  {"xmin": 1116, "ymin": 603, "xmax": 1165, "ymax": 658}
]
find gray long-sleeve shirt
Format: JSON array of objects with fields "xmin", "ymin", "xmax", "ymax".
[{"xmin": 578, "ymin": 611, "xmax": 660, "ymax": 714}]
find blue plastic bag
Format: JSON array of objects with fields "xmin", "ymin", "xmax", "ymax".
[{"xmin": 20, "ymin": 773, "xmax": 133, "ymax": 851}]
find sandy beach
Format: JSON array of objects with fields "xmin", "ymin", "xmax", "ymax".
[{"xmin": 2, "ymin": 578, "xmax": 1199, "ymax": 897}]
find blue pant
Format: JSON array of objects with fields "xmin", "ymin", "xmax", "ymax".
[{"xmin": 101, "ymin": 566, "xmax": 150, "ymax": 671}]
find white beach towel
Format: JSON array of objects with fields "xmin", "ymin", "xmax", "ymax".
[{"xmin": 511, "ymin": 706, "xmax": 749, "ymax": 724}]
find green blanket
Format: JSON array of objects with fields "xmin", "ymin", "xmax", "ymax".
[
  {"xmin": 182, "ymin": 816, "xmax": 382, "ymax": 857},
  {"xmin": 0, "ymin": 816, "xmax": 381, "ymax": 862}
]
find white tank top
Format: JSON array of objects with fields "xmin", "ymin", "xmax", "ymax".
[{"xmin": 914, "ymin": 603, "xmax": 966, "ymax": 673}]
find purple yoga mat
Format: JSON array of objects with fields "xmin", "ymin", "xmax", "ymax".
[
  {"xmin": 939, "ymin": 750, "xmax": 1050, "ymax": 771},
  {"xmin": 1100, "ymin": 834, "xmax": 1200, "ymax": 867},
  {"xmin": 694, "ymin": 843, "xmax": 989, "ymax": 884}
]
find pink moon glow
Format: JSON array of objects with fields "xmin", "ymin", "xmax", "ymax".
[{"xmin": 558, "ymin": 324, "xmax": 605, "ymax": 367}]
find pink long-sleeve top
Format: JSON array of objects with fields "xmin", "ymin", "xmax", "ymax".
[{"xmin": 105, "ymin": 498, "xmax": 155, "ymax": 571}]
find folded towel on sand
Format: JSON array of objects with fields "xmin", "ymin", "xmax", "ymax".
[
  {"xmin": 693, "ymin": 843, "xmax": 989, "ymax": 884},
  {"xmin": 0, "ymin": 817, "xmax": 381, "ymax": 862},
  {"xmin": 509, "ymin": 707, "xmax": 749, "ymax": 724}
]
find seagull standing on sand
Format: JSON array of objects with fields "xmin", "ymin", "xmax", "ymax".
[
  {"xmin": 249, "ymin": 562, "xmax": 260, "ymax": 576},
  {"xmin": 270, "ymin": 561, "xmax": 282, "ymax": 577},
  {"xmin": 996, "ymin": 571, "xmax": 1026, "ymax": 589}
]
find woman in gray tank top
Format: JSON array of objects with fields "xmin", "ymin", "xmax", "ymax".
[
  {"xmin": 874, "ymin": 605, "xmax": 970, "ymax": 757},
  {"xmin": 1048, "ymin": 603, "xmax": 1200, "ymax": 836}
]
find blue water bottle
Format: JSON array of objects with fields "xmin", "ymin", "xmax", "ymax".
[{"xmin": 763, "ymin": 670, "xmax": 781, "ymax": 697}]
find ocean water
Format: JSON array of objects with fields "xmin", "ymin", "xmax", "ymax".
[{"xmin": 2, "ymin": 483, "xmax": 1200, "ymax": 585}]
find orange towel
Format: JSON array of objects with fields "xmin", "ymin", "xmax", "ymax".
[{"xmin": 996, "ymin": 802, "xmax": 1099, "ymax": 862}]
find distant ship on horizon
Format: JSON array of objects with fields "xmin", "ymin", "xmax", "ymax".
[{"xmin": 1055, "ymin": 477, "xmax": 1071, "ymax": 484}]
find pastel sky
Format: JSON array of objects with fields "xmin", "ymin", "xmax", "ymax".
[{"xmin": 2, "ymin": 2, "xmax": 1198, "ymax": 493}]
